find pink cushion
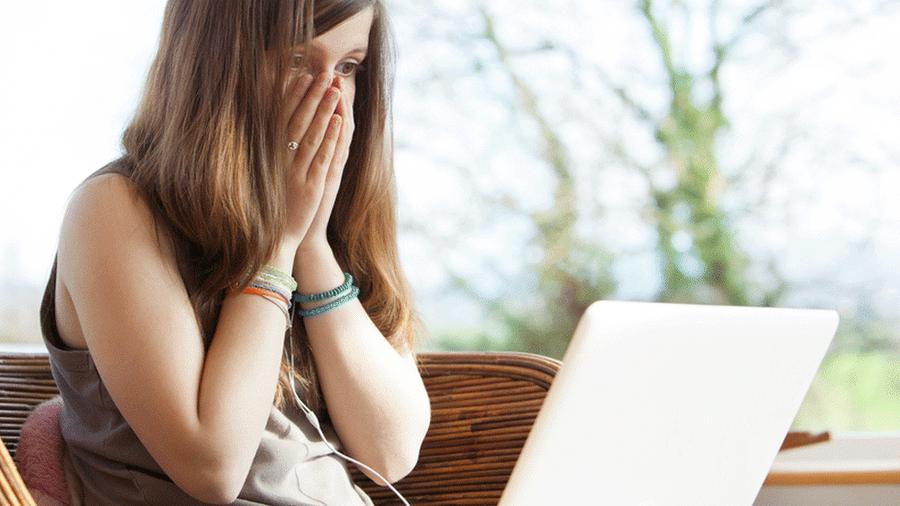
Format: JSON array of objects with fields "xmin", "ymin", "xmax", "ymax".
[{"xmin": 15, "ymin": 395, "xmax": 71, "ymax": 506}]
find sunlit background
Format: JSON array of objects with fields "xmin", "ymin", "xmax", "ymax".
[{"xmin": 1, "ymin": 0, "xmax": 897, "ymax": 432}]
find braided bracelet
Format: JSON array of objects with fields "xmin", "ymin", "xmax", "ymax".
[
  {"xmin": 293, "ymin": 272, "xmax": 354, "ymax": 303},
  {"xmin": 257, "ymin": 271, "xmax": 294, "ymax": 290},
  {"xmin": 296, "ymin": 285, "xmax": 360, "ymax": 318},
  {"xmin": 260, "ymin": 264, "xmax": 298, "ymax": 291}
]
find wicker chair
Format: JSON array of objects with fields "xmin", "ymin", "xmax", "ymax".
[{"xmin": 0, "ymin": 350, "xmax": 561, "ymax": 506}]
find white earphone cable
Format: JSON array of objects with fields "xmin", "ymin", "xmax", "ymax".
[{"xmin": 287, "ymin": 331, "xmax": 412, "ymax": 506}]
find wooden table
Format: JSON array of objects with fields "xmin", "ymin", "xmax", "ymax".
[{"xmin": 757, "ymin": 433, "xmax": 900, "ymax": 505}]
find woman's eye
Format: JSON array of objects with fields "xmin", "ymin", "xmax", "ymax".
[
  {"xmin": 337, "ymin": 61, "xmax": 361, "ymax": 76},
  {"xmin": 289, "ymin": 54, "xmax": 364, "ymax": 75}
]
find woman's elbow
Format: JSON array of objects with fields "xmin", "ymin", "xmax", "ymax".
[
  {"xmin": 170, "ymin": 458, "xmax": 248, "ymax": 504},
  {"xmin": 187, "ymin": 482, "xmax": 241, "ymax": 505},
  {"xmin": 361, "ymin": 446, "xmax": 421, "ymax": 486},
  {"xmin": 374, "ymin": 405, "xmax": 430, "ymax": 485}
]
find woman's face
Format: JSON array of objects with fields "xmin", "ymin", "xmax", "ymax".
[{"xmin": 291, "ymin": 5, "xmax": 374, "ymax": 108}]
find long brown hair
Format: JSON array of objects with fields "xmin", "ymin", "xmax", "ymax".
[{"xmin": 88, "ymin": 0, "xmax": 422, "ymax": 420}]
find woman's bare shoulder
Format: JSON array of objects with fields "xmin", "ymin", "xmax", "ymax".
[
  {"xmin": 67, "ymin": 172, "xmax": 146, "ymax": 223},
  {"xmin": 61, "ymin": 171, "xmax": 171, "ymax": 256},
  {"xmin": 58, "ymin": 170, "xmax": 180, "ymax": 301}
]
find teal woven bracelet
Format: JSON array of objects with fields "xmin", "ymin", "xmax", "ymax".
[
  {"xmin": 297, "ymin": 285, "xmax": 360, "ymax": 318},
  {"xmin": 293, "ymin": 272, "xmax": 354, "ymax": 303}
]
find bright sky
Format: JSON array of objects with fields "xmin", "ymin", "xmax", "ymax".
[{"xmin": 0, "ymin": 1, "xmax": 168, "ymax": 283}]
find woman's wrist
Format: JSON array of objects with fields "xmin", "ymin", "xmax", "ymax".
[
  {"xmin": 294, "ymin": 239, "xmax": 333, "ymax": 272},
  {"xmin": 293, "ymin": 243, "xmax": 344, "ymax": 303},
  {"xmin": 296, "ymin": 237, "xmax": 331, "ymax": 257},
  {"xmin": 267, "ymin": 243, "xmax": 298, "ymax": 274}
]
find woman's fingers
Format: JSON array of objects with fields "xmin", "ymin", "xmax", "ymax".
[
  {"xmin": 328, "ymin": 91, "xmax": 353, "ymax": 183},
  {"xmin": 307, "ymin": 114, "xmax": 343, "ymax": 188},
  {"xmin": 280, "ymin": 72, "xmax": 350, "ymax": 245},
  {"xmin": 292, "ymin": 85, "xmax": 342, "ymax": 182},
  {"xmin": 287, "ymin": 72, "xmax": 332, "ymax": 158},
  {"xmin": 284, "ymin": 74, "xmax": 315, "ymax": 133}
]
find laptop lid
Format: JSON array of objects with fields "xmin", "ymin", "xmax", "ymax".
[{"xmin": 498, "ymin": 300, "xmax": 839, "ymax": 506}]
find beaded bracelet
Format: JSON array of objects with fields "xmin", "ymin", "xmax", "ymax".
[
  {"xmin": 296, "ymin": 285, "xmax": 360, "ymax": 318},
  {"xmin": 260, "ymin": 264, "xmax": 298, "ymax": 291},
  {"xmin": 257, "ymin": 272, "xmax": 295, "ymax": 292},
  {"xmin": 294, "ymin": 272, "xmax": 354, "ymax": 303}
]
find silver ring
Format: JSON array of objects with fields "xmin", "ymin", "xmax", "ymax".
[{"xmin": 287, "ymin": 141, "xmax": 299, "ymax": 151}]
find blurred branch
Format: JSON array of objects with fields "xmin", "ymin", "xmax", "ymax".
[
  {"xmin": 397, "ymin": 146, "xmax": 534, "ymax": 218},
  {"xmin": 476, "ymin": 2, "xmax": 573, "ymax": 186},
  {"xmin": 727, "ymin": 124, "xmax": 805, "ymax": 216},
  {"xmin": 558, "ymin": 47, "xmax": 657, "ymax": 125},
  {"xmin": 708, "ymin": 0, "xmax": 784, "ymax": 113},
  {"xmin": 716, "ymin": 0, "xmax": 784, "ymax": 61},
  {"xmin": 401, "ymin": 221, "xmax": 513, "ymax": 313},
  {"xmin": 475, "ymin": 1, "xmax": 582, "ymax": 297},
  {"xmin": 639, "ymin": 0, "xmax": 679, "ymax": 91},
  {"xmin": 506, "ymin": 40, "xmax": 557, "ymax": 56}
]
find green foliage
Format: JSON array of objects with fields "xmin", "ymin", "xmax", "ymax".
[{"xmin": 793, "ymin": 352, "xmax": 900, "ymax": 431}]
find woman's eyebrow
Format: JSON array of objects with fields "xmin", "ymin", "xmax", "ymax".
[{"xmin": 294, "ymin": 45, "xmax": 369, "ymax": 56}]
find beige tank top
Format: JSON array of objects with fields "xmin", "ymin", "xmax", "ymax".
[{"xmin": 40, "ymin": 255, "xmax": 375, "ymax": 505}]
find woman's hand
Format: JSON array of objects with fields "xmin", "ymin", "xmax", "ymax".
[
  {"xmin": 297, "ymin": 75, "xmax": 355, "ymax": 255},
  {"xmin": 280, "ymin": 71, "xmax": 344, "ymax": 250}
]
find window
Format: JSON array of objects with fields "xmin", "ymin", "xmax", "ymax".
[{"xmin": 1, "ymin": 1, "xmax": 896, "ymax": 433}]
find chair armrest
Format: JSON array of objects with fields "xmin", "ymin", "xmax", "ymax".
[{"xmin": 0, "ymin": 432, "xmax": 37, "ymax": 505}]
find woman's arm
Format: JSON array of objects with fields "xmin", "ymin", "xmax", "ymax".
[
  {"xmin": 60, "ymin": 173, "xmax": 296, "ymax": 503},
  {"xmin": 292, "ymin": 244, "xmax": 431, "ymax": 486}
]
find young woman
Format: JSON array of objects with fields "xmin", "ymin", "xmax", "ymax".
[{"xmin": 38, "ymin": 0, "xmax": 430, "ymax": 504}]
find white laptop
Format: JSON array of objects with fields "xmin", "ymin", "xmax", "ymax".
[{"xmin": 498, "ymin": 300, "xmax": 839, "ymax": 506}]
